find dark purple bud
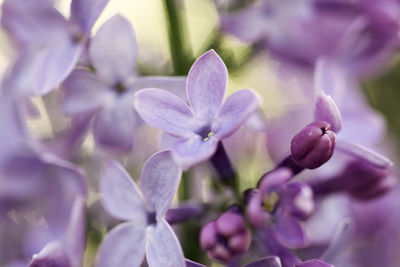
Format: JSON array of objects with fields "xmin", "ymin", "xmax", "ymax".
[
  {"xmin": 165, "ymin": 203, "xmax": 204, "ymax": 225},
  {"xmin": 295, "ymin": 259, "xmax": 334, "ymax": 267},
  {"xmin": 200, "ymin": 211, "xmax": 251, "ymax": 263},
  {"xmin": 290, "ymin": 121, "xmax": 335, "ymax": 169}
]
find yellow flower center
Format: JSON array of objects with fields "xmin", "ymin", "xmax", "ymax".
[
  {"xmin": 203, "ymin": 131, "xmax": 214, "ymax": 141},
  {"xmin": 263, "ymin": 191, "xmax": 279, "ymax": 212}
]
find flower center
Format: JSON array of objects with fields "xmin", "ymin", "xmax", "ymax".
[
  {"xmin": 262, "ymin": 191, "xmax": 280, "ymax": 213},
  {"xmin": 114, "ymin": 81, "xmax": 127, "ymax": 94},
  {"xmin": 203, "ymin": 131, "xmax": 214, "ymax": 141},
  {"xmin": 147, "ymin": 211, "xmax": 157, "ymax": 225}
]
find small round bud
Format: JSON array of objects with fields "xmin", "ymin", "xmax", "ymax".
[
  {"xmin": 290, "ymin": 121, "xmax": 335, "ymax": 169},
  {"xmin": 199, "ymin": 211, "xmax": 251, "ymax": 263}
]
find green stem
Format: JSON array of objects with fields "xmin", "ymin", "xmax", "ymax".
[{"xmin": 163, "ymin": 0, "xmax": 192, "ymax": 75}]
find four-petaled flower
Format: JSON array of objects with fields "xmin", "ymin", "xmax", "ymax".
[
  {"xmin": 135, "ymin": 50, "xmax": 261, "ymax": 169},
  {"xmin": 97, "ymin": 150, "xmax": 185, "ymax": 267}
]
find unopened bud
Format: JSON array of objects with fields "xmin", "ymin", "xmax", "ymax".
[{"xmin": 291, "ymin": 121, "xmax": 335, "ymax": 169}]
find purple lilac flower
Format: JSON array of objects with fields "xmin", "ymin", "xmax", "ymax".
[
  {"xmin": 247, "ymin": 167, "xmax": 314, "ymax": 249},
  {"xmin": 220, "ymin": 0, "xmax": 400, "ymax": 77},
  {"xmin": 0, "ymin": 97, "xmax": 87, "ymax": 265},
  {"xmin": 97, "ymin": 150, "xmax": 185, "ymax": 267},
  {"xmin": 62, "ymin": 14, "xmax": 186, "ymax": 152},
  {"xmin": 135, "ymin": 50, "xmax": 260, "ymax": 169},
  {"xmin": 200, "ymin": 209, "xmax": 251, "ymax": 262},
  {"xmin": 1, "ymin": 0, "xmax": 109, "ymax": 96}
]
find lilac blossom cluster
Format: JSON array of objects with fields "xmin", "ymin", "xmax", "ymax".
[{"xmin": 0, "ymin": 0, "xmax": 399, "ymax": 267}]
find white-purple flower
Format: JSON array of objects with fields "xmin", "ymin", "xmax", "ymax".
[
  {"xmin": 61, "ymin": 14, "xmax": 186, "ymax": 152},
  {"xmin": 134, "ymin": 50, "xmax": 261, "ymax": 169},
  {"xmin": 1, "ymin": 0, "xmax": 108, "ymax": 96},
  {"xmin": 97, "ymin": 150, "xmax": 185, "ymax": 267}
]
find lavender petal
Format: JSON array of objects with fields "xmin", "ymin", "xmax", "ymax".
[
  {"xmin": 70, "ymin": 0, "xmax": 109, "ymax": 36},
  {"xmin": 272, "ymin": 216, "xmax": 308, "ymax": 249},
  {"xmin": 172, "ymin": 137, "xmax": 218, "ymax": 169},
  {"xmin": 243, "ymin": 256, "xmax": 282, "ymax": 267}
]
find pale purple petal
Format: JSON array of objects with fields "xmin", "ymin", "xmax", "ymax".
[
  {"xmin": 172, "ymin": 137, "xmax": 218, "ymax": 170},
  {"xmin": 295, "ymin": 259, "xmax": 334, "ymax": 267},
  {"xmin": 336, "ymin": 140, "xmax": 393, "ymax": 168},
  {"xmin": 28, "ymin": 241, "xmax": 70, "ymax": 267},
  {"xmin": 127, "ymin": 76, "xmax": 187, "ymax": 101},
  {"xmin": 146, "ymin": 219, "xmax": 185, "ymax": 267},
  {"xmin": 4, "ymin": 43, "xmax": 82, "ymax": 95},
  {"xmin": 89, "ymin": 14, "xmax": 137, "ymax": 84},
  {"xmin": 1, "ymin": 0, "xmax": 69, "ymax": 47},
  {"xmin": 135, "ymin": 88, "xmax": 199, "ymax": 138},
  {"xmin": 99, "ymin": 161, "xmax": 147, "ymax": 222},
  {"xmin": 70, "ymin": 0, "xmax": 109, "ymax": 35},
  {"xmin": 187, "ymin": 50, "xmax": 227, "ymax": 122},
  {"xmin": 140, "ymin": 150, "xmax": 182, "ymax": 217},
  {"xmin": 213, "ymin": 89, "xmax": 260, "ymax": 139},
  {"xmin": 62, "ymin": 69, "xmax": 115, "ymax": 114},
  {"xmin": 93, "ymin": 97, "xmax": 136, "ymax": 152},
  {"xmin": 272, "ymin": 216, "xmax": 308, "ymax": 249},
  {"xmin": 97, "ymin": 222, "xmax": 146, "ymax": 267},
  {"xmin": 314, "ymin": 59, "xmax": 346, "ymax": 101},
  {"xmin": 314, "ymin": 93, "xmax": 342, "ymax": 133},
  {"xmin": 243, "ymin": 256, "xmax": 282, "ymax": 267}
]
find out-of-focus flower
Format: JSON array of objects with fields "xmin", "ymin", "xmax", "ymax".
[
  {"xmin": 62, "ymin": 14, "xmax": 186, "ymax": 152},
  {"xmin": 247, "ymin": 168, "xmax": 314, "ymax": 249},
  {"xmin": 200, "ymin": 209, "xmax": 251, "ymax": 262},
  {"xmin": 185, "ymin": 255, "xmax": 283, "ymax": 267},
  {"xmin": 135, "ymin": 50, "xmax": 260, "ymax": 169},
  {"xmin": 0, "ymin": 97, "xmax": 87, "ymax": 265},
  {"xmin": 97, "ymin": 151, "xmax": 185, "ymax": 267},
  {"xmin": 1, "ymin": 0, "xmax": 109, "ymax": 96},
  {"xmin": 220, "ymin": 0, "xmax": 400, "ymax": 77},
  {"xmin": 295, "ymin": 259, "xmax": 334, "ymax": 267}
]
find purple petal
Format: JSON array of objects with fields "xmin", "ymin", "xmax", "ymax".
[
  {"xmin": 97, "ymin": 222, "xmax": 146, "ymax": 267},
  {"xmin": 70, "ymin": 0, "xmax": 109, "ymax": 35},
  {"xmin": 336, "ymin": 140, "xmax": 393, "ymax": 168},
  {"xmin": 165, "ymin": 203, "xmax": 204, "ymax": 225},
  {"xmin": 213, "ymin": 89, "xmax": 260, "ymax": 139},
  {"xmin": 185, "ymin": 259, "xmax": 207, "ymax": 267},
  {"xmin": 272, "ymin": 216, "xmax": 308, "ymax": 249},
  {"xmin": 62, "ymin": 69, "xmax": 115, "ymax": 114},
  {"xmin": 146, "ymin": 219, "xmax": 185, "ymax": 267},
  {"xmin": 187, "ymin": 50, "xmax": 227, "ymax": 122},
  {"xmin": 243, "ymin": 256, "xmax": 282, "ymax": 267},
  {"xmin": 93, "ymin": 96, "xmax": 136, "ymax": 152},
  {"xmin": 127, "ymin": 76, "xmax": 187, "ymax": 101},
  {"xmin": 99, "ymin": 161, "xmax": 147, "ymax": 222},
  {"xmin": 4, "ymin": 43, "xmax": 82, "ymax": 95},
  {"xmin": 314, "ymin": 93, "xmax": 342, "ymax": 133},
  {"xmin": 28, "ymin": 241, "xmax": 70, "ymax": 267},
  {"xmin": 134, "ymin": 88, "xmax": 198, "ymax": 138},
  {"xmin": 172, "ymin": 137, "xmax": 218, "ymax": 170},
  {"xmin": 140, "ymin": 150, "xmax": 182, "ymax": 217},
  {"xmin": 89, "ymin": 14, "xmax": 137, "ymax": 84},
  {"xmin": 295, "ymin": 259, "xmax": 334, "ymax": 267},
  {"xmin": 314, "ymin": 59, "xmax": 346, "ymax": 101},
  {"xmin": 1, "ymin": 0, "xmax": 69, "ymax": 46}
]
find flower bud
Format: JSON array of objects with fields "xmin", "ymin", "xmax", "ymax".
[
  {"xmin": 200, "ymin": 211, "xmax": 251, "ymax": 263},
  {"xmin": 290, "ymin": 121, "xmax": 335, "ymax": 169}
]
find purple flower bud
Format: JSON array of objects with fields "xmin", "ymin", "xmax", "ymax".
[
  {"xmin": 200, "ymin": 211, "xmax": 251, "ymax": 263},
  {"xmin": 290, "ymin": 121, "xmax": 336, "ymax": 169}
]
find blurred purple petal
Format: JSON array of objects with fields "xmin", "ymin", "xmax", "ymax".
[
  {"xmin": 146, "ymin": 219, "xmax": 185, "ymax": 267},
  {"xmin": 93, "ymin": 97, "xmax": 136, "ymax": 152},
  {"xmin": 243, "ymin": 256, "xmax": 282, "ymax": 267},
  {"xmin": 28, "ymin": 241, "xmax": 70, "ymax": 267},
  {"xmin": 97, "ymin": 222, "xmax": 146, "ymax": 267},
  {"xmin": 166, "ymin": 203, "xmax": 203, "ymax": 225},
  {"xmin": 172, "ymin": 137, "xmax": 218, "ymax": 169},
  {"xmin": 135, "ymin": 88, "xmax": 198, "ymax": 138},
  {"xmin": 336, "ymin": 140, "xmax": 393, "ymax": 168},
  {"xmin": 140, "ymin": 151, "xmax": 181, "ymax": 217},
  {"xmin": 62, "ymin": 69, "xmax": 115, "ymax": 114},
  {"xmin": 295, "ymin": 259, "xmax": 334, "ymax": 267},
  {"xmin": 213, "ymin": 89, "xmax": 260, "ymax": 139},
  {"xmin": 128, "ymin": 76, "xmax": 187, "ymax": 101},
  {"xmin": 1, "ymin": 0, "xmax": 69, "ymax": 47},
  {"xmin": 272, "ymin": 216, "xmax": 308, "ymax": 249},
  {"xmin": 99, "ymin": 161, "xmax": 147, "ymax": 222},
  {"xmin": 70, "ymin": 0, "xmax": 109, "ymax": 35},
  {"xmin": 187, "ymin": 50, "xmax": 227, "ymax": 122},
  {"xmin": 89, "ymin": 14, "xmax": 137, "ymax": 84}
]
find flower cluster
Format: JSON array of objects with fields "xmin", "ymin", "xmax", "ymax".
[{"xmin": 0, "ymin": 0, "xmax": 399, "ymax": 267}]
